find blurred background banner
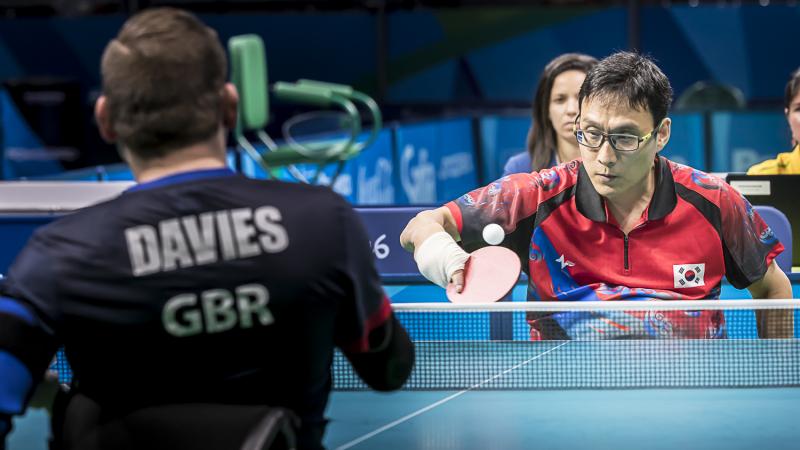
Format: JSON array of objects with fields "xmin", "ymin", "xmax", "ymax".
[
  {"xmin": 660, "ymin": 113, "xmax": 706, "ymax": 169},
  {"xmin": 712, "ymin": 112, "xmax": 789, "ymax": 172},
  {"xmin": 0, "ymin": 1, "xmax": 798, "ymax": 189},
  {"xmin": 394, "ymin": 118, "xmax": 477, "ymax": 204},
  {"xmin": 479, "ymin": 115, "xmax": 529, "ymax": 182}
]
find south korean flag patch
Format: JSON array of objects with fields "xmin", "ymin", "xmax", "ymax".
[{"xmin": 673, "ymin": 263, "xmax": 705, "ymax": 288}]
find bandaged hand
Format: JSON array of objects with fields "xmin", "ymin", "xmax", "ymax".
[{"xmin": 413, "ymin": 231, "xmax": 470, "ymax": 288}]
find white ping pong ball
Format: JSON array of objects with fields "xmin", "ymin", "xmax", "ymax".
[{"xmin": 482, "ymin": 223, "xmax": 505, "ymax": 246}]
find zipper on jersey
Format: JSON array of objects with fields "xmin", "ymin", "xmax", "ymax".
[
  {"xmin": 623, "ymin": 234, "xmax": 630, "ymax": 273},
  {"xmin": 621, "ymin": 223, "xmax": 646, "ymax": 275}
]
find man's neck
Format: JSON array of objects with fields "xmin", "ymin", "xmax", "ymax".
[
  {"xmin": 128, "ymin": 142, "xmax": 228, "ymax": 184},
  {"xmin": 605, "ymin": 167, "xmax": 657, "ymax": 234}
]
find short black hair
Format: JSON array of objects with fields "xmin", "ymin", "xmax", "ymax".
[{"xmin": 579, "ymin": 51, "xmax": 673, "ymax": 127}]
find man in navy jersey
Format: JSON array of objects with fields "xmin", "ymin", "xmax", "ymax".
[
  {"xmin": 402, "ymin": 52, "xmax": 792, "ymax": 340},
  {"xmin": 0, "ymin": 8, "xmax": 413, "ymax": 450}
]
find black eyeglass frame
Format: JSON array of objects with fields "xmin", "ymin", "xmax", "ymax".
[{"xmin": 573, "ymin": 115, "xmax": 664, "ymax": 153}]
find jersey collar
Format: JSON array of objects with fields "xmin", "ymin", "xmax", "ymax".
[
  {"xmin": 126, "ymin": 168, "xmax": 237, "ymax": 192},
  {"xmin": 575, "ymin": 156, "xmax": 677, "ymax": 223}
]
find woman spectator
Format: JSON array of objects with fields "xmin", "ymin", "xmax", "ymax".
[
  {"xmin": 503, "ymin": 53, "xmax": 598, "ymax": 176},
  {"xmin": 748, "ymin": 67, "xmax": 800, "ymax": 174}
]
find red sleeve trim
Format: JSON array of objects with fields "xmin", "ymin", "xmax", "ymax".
[
  {"xmin": 764, "ymin": 242, "xmax": 785, "ymax": 271},
  {"xmin": 344, "ymin": 296, "xmax": 393, "ymax": 353},
  {"xmin": 445, "ymin": 201, "xmax": 463, "ymax": 234}
]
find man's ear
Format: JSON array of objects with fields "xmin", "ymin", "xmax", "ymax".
[
  {"xmin": 655, "ymin": 117, "xmax": 671, "ymax": 152},
  {"xmin": 94, "ymin": 96, "xmax": 117, "ymax": 143},
  {"xmin": 221, "ymin": 82, "xmax": 239, "ymax": 130}
]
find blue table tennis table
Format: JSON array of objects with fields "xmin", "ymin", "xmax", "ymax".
[
  {"xmin": 324, "ymin": 388, "xmax": 800, "ymax": 450},
  {"xmin": 4, "ymin": 203, "xmax": 800, "ymax": 450},
  {"xmin": 323, "ymin": 339, "xmax": 800, "ymax": 450}
]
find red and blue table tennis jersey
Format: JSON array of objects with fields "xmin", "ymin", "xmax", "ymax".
[{"xmin": 447, "ymin": 156, "xmax": 783, "ymax": 339}]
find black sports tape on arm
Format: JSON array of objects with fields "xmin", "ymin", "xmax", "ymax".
[{"xmin": 0, "ymin": 314, "xmax": 58, "ymax": 379}]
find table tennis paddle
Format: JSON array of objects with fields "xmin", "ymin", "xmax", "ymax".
[{"xmin": 446, "ymin": 246, "xmax": 521, "ymax": 304}]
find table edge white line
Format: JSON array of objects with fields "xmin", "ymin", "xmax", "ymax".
[{"xmin": 333, "ymin": 341, "xmax": 570, "ymax": 450}]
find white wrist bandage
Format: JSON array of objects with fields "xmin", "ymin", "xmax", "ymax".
[{"xmin": 414, "ymin": 231, "xmax": 470, "ymax": 288}]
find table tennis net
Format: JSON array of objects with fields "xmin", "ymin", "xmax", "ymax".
[{"xmin": 332, "ymin": 300, "xmax": 800, "ymax": 390}]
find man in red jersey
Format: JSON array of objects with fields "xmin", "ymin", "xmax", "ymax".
[{"xmin": 401, "ymin": 51, "xmax": 791, "ymax": 340}]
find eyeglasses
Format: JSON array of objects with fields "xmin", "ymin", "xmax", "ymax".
[{"xmin": 573, "ymin": 116, "xmax": 662, "ymax": 153}]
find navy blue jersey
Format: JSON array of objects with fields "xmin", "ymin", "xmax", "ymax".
[{"xmin": 0, "ymin": 169, "xmax": 392, "ymax": 446}]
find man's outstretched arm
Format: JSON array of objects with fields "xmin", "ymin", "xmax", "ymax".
[
  {"xmin": 0, "ymin": 296, "xmax": 59, "ymax": 449},
  {"xmin": 400, "ymin": 207, "xmax": 469, "ymax": 290},
  {"xmin": 747, "ymin": 261, "xmax": 794, "ymax": 338},
  {"xmin": 344, "ymin": 313, "xmax": 414, "ymax": 391},
  {"xmin": 399, "ymin": 206, "xmax": 460, "ymax": 254}
]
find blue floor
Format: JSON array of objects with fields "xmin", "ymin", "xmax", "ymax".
[
  {"xmin": 14, "ymin": 387, "xmax": 800, "ymax": 450},
  {"xmin": 8, "ymin": 409, "xmax": 48, "ymax": 450},
  {"xmin": 324, "ymin": 388, "xmax": 800, "ymax": 450}
]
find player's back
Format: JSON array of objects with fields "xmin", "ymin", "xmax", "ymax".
[{"xmin": 15, "ymin": 171, "xmax": 374, "ymax": 421}]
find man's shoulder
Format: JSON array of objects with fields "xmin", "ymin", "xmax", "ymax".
[
  {"xmin": 130, "ymin": 174, "xmax": 345, "ymax": 210},
  {"xmin": 188, "ymin": 174, "xmax": 340, "ymax": 198},
  {"xmin": 229, "ymin": 176, "xmax": 346, "ymax": 207},
  {"xmin": 34, "ymin": 195, "xmax": 121, "ymax": 239},
  {"xmin": 496, "ymin": 159, "xmax": 580, "ymax": 198},
  {"xmin": 532, "ymin": 159, "xmax": 581, "ymax": 190},
  {"xmin": 668, "ymin": 159, "xmax": 726, "ymax": 191},
  {"xmin": 37, "ymin": 177, "xmax": 344, "ymax": 240},
  {"xmin": 666, "ymin": 159, "xmax": 742, "ymax": 206}
]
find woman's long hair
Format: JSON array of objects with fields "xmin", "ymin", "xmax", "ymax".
[
  {"xmin": 526, "ymin": 53, "xmax": 598, "ymax": 171},
  {"xmin": 785, "ymin": 67, "xmax": 800, "ymax": 146}
]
